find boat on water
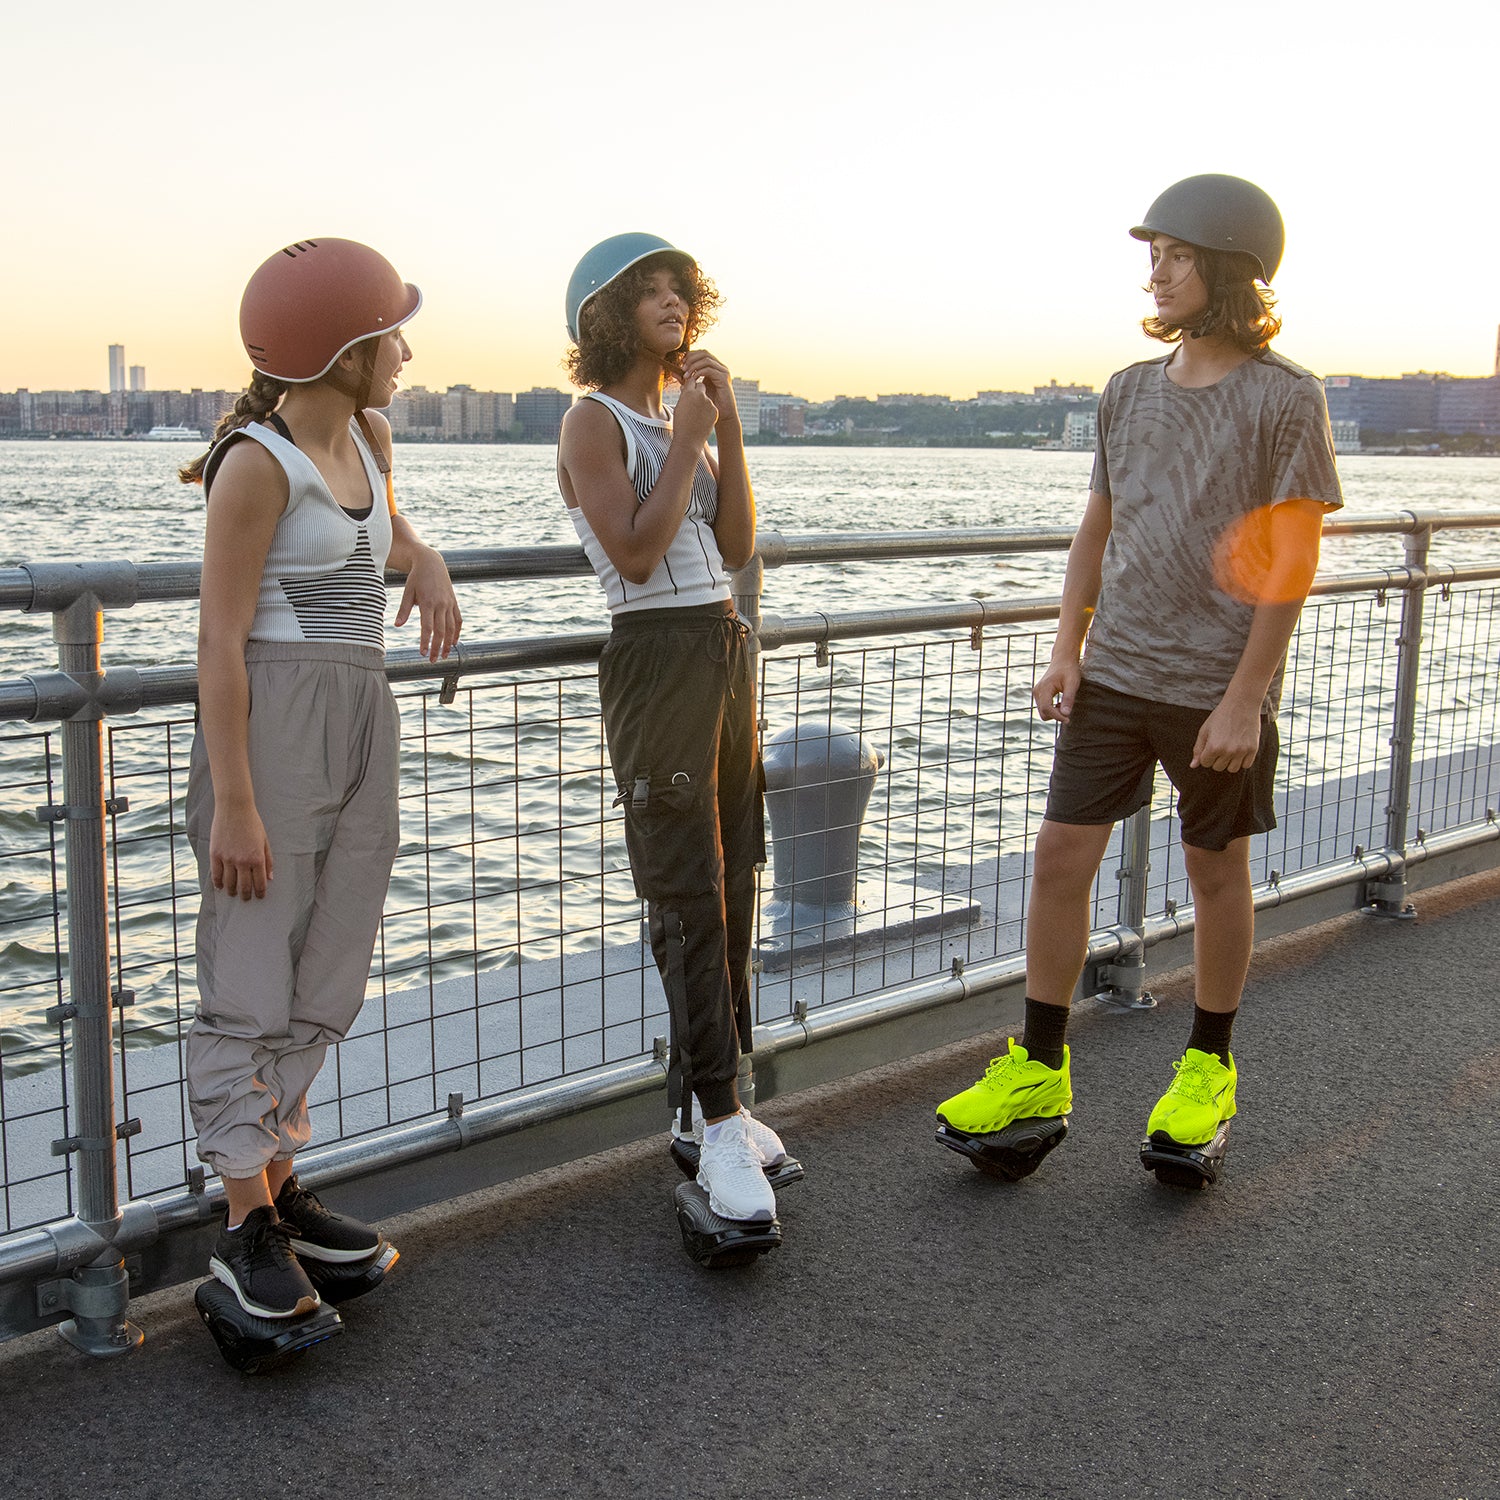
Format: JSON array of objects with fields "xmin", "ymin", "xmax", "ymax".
[{"xmin": 143, "ymin": 424, "xmax": 204, "ymax": 441}]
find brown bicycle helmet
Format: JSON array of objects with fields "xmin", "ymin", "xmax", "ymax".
[{"xmin": 239, "ymin": 238, "xmax": 422, "ymax": 382}]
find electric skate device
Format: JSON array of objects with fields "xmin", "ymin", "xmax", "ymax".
[
  {"xmin": 194, "ymin": 1280, "xmax": 344, "ymax": 1374},
  {"xmin": 673, "ymin": 1180, "xmax": 782, "ymax": 1268},
  {"xmin": 1139, "ymin": 1121, "xmax": 1230, "ymax": 1191},
  {"xmin": 302, "ymin": 1238, "xmax": 401, "ymax": 1304},
  {"xmin": 669, "ymin": 1137, "xmax": 806, "ymax": 1193},
  {"xmin": 935, "ymin": 1113, "xmax": 1070, "ymax": 1181}
]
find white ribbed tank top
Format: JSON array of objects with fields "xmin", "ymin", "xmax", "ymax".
[
  {"xmin": 221, "ymin": 420, "xmax": 393, "ymax": 649},
  {"xmin": 569, "ymin": 392, "xmax": 730, "ymax": 614}
]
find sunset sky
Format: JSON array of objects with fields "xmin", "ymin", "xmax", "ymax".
[{"xmin": 3, "ymin": 1, "xmax": 1494, "ymax": 402}]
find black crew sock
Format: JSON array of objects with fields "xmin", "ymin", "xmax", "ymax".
[
  {"xmin": 1185, "ymin": 1005, "xmax": 1237, "ymax": 1064},
  {"xmin": 1021, "ymin": 997, "xmax": 1069, "ymax": 1072}
]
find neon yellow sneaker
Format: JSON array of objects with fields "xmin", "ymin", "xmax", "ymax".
[
  {"xmin": 935, "ymin": 1038, "xmax": 1072, "ymax": 1135},
  {"xmin": 1146, "ymin": 1048, "xmax": 1237, "ymax": 1147}
]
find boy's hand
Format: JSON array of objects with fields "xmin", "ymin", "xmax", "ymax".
[
  {"xmin": 1034, "ymin": 659, "xmax": 1082, "ymax": 722},
  {"xmin": 1192, "ymin": 698, "xmax": 1261, "ymax": 772}
]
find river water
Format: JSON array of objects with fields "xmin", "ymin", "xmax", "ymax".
[{"xmin": 2, "ymin": 441, "xmax": 1499, "ymax": 1057}]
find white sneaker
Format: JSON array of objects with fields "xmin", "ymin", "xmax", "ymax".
[
  {"xmin": 696, "ymin": 1115, "xmax": 777, "ymax": 1222},
  {"xmin": 671, "ymin": 1098, "xmax": 788, "ymax": 1169}
]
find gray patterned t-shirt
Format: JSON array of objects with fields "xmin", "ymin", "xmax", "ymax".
[{"xmin": 1084, "ymin": 350, "xmax": 1344, "ymax": 715}]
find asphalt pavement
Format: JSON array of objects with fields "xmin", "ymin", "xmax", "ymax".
[{"xmin": 2, "ymin": 871, "xmax": 1497, "ymax": 1500}]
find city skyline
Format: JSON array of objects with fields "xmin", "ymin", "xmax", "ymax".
[{"xmin": 3, "ymin": 4, "xmax": 1496, "ymax": 401}]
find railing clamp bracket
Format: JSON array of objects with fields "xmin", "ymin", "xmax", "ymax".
[{"xmin": 52, "ymin": 1119, "xmax": 141, "ymax": 1155}]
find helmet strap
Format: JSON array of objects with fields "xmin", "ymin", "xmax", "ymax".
[{"xmin": 354, "ymin": 409, "xmax": 391, "ymax": 478}]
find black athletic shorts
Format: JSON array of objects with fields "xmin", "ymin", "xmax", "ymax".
[{"xmin": 1044, "ymin": 678, "xmax": 1278, "ymax": 852}]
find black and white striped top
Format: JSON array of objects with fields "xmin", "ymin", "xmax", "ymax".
[
  {"xmin": 569, "ymin": 392, "xmax": 730, "ymax": 614},
  {"xmin": 232, "ymin": 420, "xmax": 392, "ymax": 651}
]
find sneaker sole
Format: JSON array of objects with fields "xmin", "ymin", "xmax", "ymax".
[
  {"xmin": 208, "ymin": 1256, "xmax": 321, "ymax": 1320},
  {"xmin": 284, "ymin": 1233, "xmax": 386, "ymax": 1265},
  {"xmin": 669, "ymin": 1138, "xmax": 805, "ymax": 1190}
]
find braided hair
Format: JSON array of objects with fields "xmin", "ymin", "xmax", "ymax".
[{"xmin": 178, "ymin": 370, "xmax": 288, "ymax": 485}]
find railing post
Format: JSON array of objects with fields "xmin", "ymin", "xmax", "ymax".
[
  {"xmin": 41, "ymin": 595, "xmax": 142, "ymax": 1355},
  {"xmin": 1363, "ymin": 526, "xmax": 1428, "ymax": 919},
  {"xmin": 731, "ymin": 552, "xmax": 766, "ymax": 1107},
  {"xmin": 1086, "ymin": 805, "xmax": 1157, "ymax": 1009}
]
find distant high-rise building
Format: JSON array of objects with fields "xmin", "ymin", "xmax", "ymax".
[
  {"xmin": 1493, "ymin": 324, "xmax": 1499, "ymax": 378},
  {"xmin": 108, "ymin": 345, "xmax": 126, "ymax": 393},
  {"xmin": 730, "ymin": 377, "xmax": 761, "ymax": 437},
  {"xmin": 129, "ymin": 365, "xmax": 146, "ymax": 392},
  {"xmin": 515, "ymin": 387, "xmax": 573, "ymax": 443}
]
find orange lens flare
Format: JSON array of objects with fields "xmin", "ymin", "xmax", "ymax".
[{"xmin": 1212, "ymin": 503, "xmax": 1320, "ymax": 606}]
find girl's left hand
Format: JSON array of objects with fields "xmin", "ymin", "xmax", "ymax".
[
  {"xmin": 681, "ymin": 350, "xmax": 738, "ymax": 422},
  {"xmin": 396, "ymin": 544, "xmax": 463, "ymax": 660}
]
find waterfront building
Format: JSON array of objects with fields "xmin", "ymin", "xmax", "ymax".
[
  {"xmin": 515, "ymin": 387, "xmax": 573, "ymax": 443},
  {"xmin": 1323, "ymin": 372, "xmax": 1500, "ymax": 437},
  {"xmin": 731, "ymin": 377, "xmax": 761, "ymax": 437},
  {"xmin": 759, "ymin": 393, "xmax": 807, "ymax": 439},
  {"xmin": 1331, "ymin": 419, "xmax": 1361, "ymax": 454},
  {"xmin": 1035, "ymin": 379, "xmax": 1093, "ymax": 401},
  {"xmin": 1062, "ymin": 410, "xmax": 1097, "ymax": 450},
  {"xmin": 108, "ymin": 345, "xmax": 125, "ymax": 394}
]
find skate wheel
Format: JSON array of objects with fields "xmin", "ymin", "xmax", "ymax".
[
  {"xmin": 1139, "ymin": 1125, "xmax": 1230, "ymax": 1191},
  {"xmin": 936, "ymin": 1115, "xmax": 1069, "ymax": 1182},
  {"xmin": 672, "ymin": 1180, "xmax": 781, "ymax": 1268},
  {"xmin": 302, "ymin": 1240, "xmax": 400, "ymax": 1304},
  {"xmin": 194, "ymin": 1280, "xmax": 344, "ymax": 1374}
]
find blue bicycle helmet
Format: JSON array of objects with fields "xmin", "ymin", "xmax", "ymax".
[{"xmin": 566, "ymin": 232, "xmax": 696, "ymax": 342}]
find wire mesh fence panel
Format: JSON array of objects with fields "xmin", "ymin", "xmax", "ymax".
[
  {"xmin": 1411, "ymin": 584, "xmax": 1500, "ymax": 842},
  {"xmin": 4, "ymin": 542, "xmax": 1500, "ymax": 1244},
  {"xmin": 0, "ymin": 728, "xmax": 75, "ymax": 1231}
]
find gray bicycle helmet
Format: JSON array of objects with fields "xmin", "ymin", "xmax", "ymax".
[
  {"xmin": 1130, "ymin": 174, "xmax": 1284, "ymax": 283},
  {"xmin": 566, "ymin": 232, "xmax": 695, "ymax": 343}
]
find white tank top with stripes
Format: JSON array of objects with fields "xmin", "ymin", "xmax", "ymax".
[
  {"xmin": 228, "ymin": 420, "xmax": 392, "ymax": 650},
  {"xmin": 569, "ymin": 392, "xmax": 731, "ymax": 614}
]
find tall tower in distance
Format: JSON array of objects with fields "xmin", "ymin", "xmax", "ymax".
[
  {"xmin": 1494, "ymin": 324, "xmax": 1499, "ymax": 377},
  {"xmin": 108, "ymin": 345, "xmax": 126, "ymax": 393},
  {"xmin": 129, "ymin": 365, "xmax": 146, "ymax": 391}
]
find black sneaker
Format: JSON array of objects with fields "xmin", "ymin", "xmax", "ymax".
[
  {"xmin": 275, "ymin": 1175, "xmax": 383, "ymax": 1264},
  {"xmin": 208, "ymin": 1205, "xmax": 321, "ymax": 1319}
]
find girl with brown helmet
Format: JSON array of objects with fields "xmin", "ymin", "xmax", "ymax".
[
  {"xmin": 181, "ymin": 238, "xmax": 460, "ymax": 1322},
  {"xmin": 558, "ymin": 233, "xmax": 800, "ymax": 1246}
]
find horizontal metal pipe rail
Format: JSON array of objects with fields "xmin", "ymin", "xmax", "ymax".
[
  {"xmin": 5, "ymin": 561, "xmax": 1500, "ymax": 725},
  {"xmin": 6, "ymin": 511, "xmax": 1500, "ymax": 616},
  {"xmin": 4, "ymin": 506, "xmax": 1500, "ymax": 1349}
]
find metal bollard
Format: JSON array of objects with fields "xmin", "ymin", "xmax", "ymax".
[{"xmin": 763, "ymin": 720, "xmax": 881, "ymax": 920}]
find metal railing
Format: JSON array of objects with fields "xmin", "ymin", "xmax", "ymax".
[{"xmin": 3, "ymin": 510, "xmax": 1500, "ymax": 1352}]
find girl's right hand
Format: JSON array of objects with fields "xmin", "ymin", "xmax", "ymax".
[
  {"xmin": 673, "ymin": 374, "xmax": 719, "ymax": 448},
  {"xmin": 210, "ymin": 804, "xmax": 274, "ymax": 900}
]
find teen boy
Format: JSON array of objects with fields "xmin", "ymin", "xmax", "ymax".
[{"xmin": 937, "ymin": 175, "xmax": 1344, "ymax": 1173}]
